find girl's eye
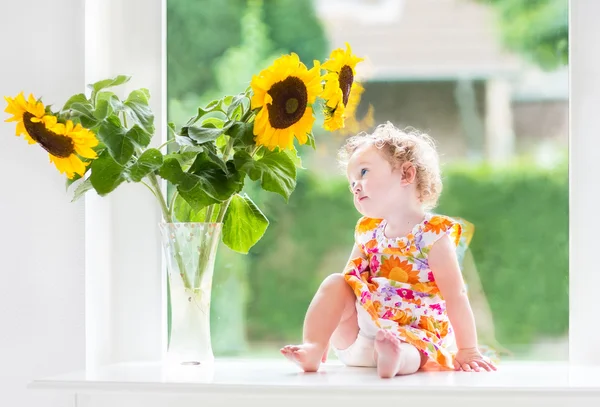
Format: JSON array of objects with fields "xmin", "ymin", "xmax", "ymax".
[{"xmin": 361, "ymin": 168, "xmax": 368, "ymax": 177}]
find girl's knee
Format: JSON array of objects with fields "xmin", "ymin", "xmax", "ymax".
[
  {"xmin": 321, "ymin": 273, "xmax": 354, "ymax": 297},
  {"xmin": 321, "ymin": 273, "xmax": 347, "ymax": 289}
]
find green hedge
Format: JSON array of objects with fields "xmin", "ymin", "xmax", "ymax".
[{"xmin": 234, "ymin": 161, "xmax": 568, "ymax": 350}]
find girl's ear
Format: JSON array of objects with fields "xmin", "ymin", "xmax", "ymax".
[{"xmin": 400, "ymin": 162, "xmax": 416, "ymax": 185}]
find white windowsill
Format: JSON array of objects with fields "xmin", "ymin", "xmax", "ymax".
[{"xmin": 28, "ymin": 359, "xmax": 600, "ymax": 406}]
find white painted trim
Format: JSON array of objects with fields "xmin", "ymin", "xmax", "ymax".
[
  {"xmin": 84, "ymin": 0, "xmax": 167, "ymax": 368},
  {"xmin": 569, "ymin": 0, "xmax": 600, "ymax": 366},
  {"xmin": 27, "ymin": 360, "xmax": 600, "ymax": 406}
]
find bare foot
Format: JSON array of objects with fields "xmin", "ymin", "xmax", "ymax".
[
  {"xmin": 374, "ymin": 329, "xmax": 403, "ymax": 378},
  {"xmin": 280, "ymin": 343, "xmax": 324, "ymax": 372}
]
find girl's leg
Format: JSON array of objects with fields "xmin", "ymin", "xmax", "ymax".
[
  {"xmin": 374, "ymin": 330, "xmax": 427, "ymax": 378},
  {"xmin": 281, "ymin": 273, "xmax": 358, "ymax": 372}
]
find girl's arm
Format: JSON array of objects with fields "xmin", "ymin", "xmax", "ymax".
[{"xmin": 428, "ymin": 234, "xmax": 497, "ymax": 372}]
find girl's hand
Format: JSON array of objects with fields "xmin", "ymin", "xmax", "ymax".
[{"xmin": 453, "ymin": 347, "xmax": 497, "ymax": 372}]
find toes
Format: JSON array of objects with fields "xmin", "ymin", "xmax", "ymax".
[{"xmin": 387, "ymin": 331, "xmax": 400, "ymax": 344}]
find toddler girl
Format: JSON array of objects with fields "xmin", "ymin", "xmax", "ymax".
[{"xmin": 281, "ymin": 122, "xmax": 497, "ymax": 378}]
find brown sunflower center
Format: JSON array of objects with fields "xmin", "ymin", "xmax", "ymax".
[
  {"xmin": 266, "ymin": 76, "xmax": 307, "ymax": 129},
  {"xmin": 23, "ymin": 112, "xmax": 75, "ymax": 158},
  {"xmin": 338, "ymin": 65, "xmax": 354, "ymax": 106}
]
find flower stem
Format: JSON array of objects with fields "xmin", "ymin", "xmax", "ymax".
[
  {"xmin": 157, "ymin": 138, "xmax": 176, "ymax": 152},
  {"xmin": 168, "ymin": 190, "xmax": 179, "ymax": 221},
  {"xmin": 147, "ymin": 171, "xmax": 192, "ymax": 289},
  {"xmin": 204, "ymin": 204, "xmax": 216, "ymax": 223}
]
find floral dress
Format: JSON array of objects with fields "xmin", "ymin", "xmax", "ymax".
[{"xmin": 343, "ymin": 213, "xmax": 462, "ymax": 370}]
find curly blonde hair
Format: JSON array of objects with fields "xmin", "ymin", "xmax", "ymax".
[{"xmin": 338, "ymin": 121, "xmax": 442, "ymax": 211}]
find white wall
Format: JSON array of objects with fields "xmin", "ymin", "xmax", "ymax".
[
  {"xmin": 0, "ymin": 0, "xmax": 86, "ymax": 406},
  {"xmin": 0, "ymin": 0, "xmax": 166, "ymax": 404}
]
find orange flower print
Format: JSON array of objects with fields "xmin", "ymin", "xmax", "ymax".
[
  {"xmin": 364, "ymin": 239, "xmax": 378, "ymax": 253},
  {"xmin": 382, "ymin": 240, "xmax": 415, "ymax": 255},
  {"xmin": 449, "ymin": 223, "xmax": 462, "ymax": 245},
  {"xmin": 418, "ymin": 316, "xmax": 436, "ymax": 332},
  {"xmin": 423, "ymin": 216, "xmax": 454, "ymax": 234},
  {"xmin": 382, "ymin": 246, "xmax": 404, "ymax": 255},
  {"xmin": 412, "ymin": 282, "xmax": 439, "ymax": 295},
  {"xmin": 366, "ymin": 278, "xmax": 379, "ymax": 292},
  {"xmin": 436, "ymin": 350, "xmax": 449, "ymax": 366},
  {"xmin": 345, "ymin": 257, "xmax": 367, "ymax": 274},
  {"xmin": 438, "ymin": 321, "xmax": 449, "ymax": 337},
  {"xmin": 379, "ymin": 256, "xmax": 420, "ymax": 284},
  {"xmin": 395, "ymin": 309, "xmax": 413, "ymax": 325},
  {"xmin": 357, "ymin": 217, "xmax": 382, "ymax": 234},
  {"xmin": 382, "ymin": 307, "xmax": 412, "ymax": 325},
  {"xmin": 401, "ymin": 327, "xmax": 422, "ymax": 343}
]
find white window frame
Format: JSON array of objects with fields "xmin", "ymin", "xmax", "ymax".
[
  {"xmin": 83, "ymin": 0, "xmax": 599, "ymax": 368},
  {"xmin": 568, "ymin": 0, "xmax": 599, "ymax": 366}
]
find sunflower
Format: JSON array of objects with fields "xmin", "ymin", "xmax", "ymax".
[
  {"xmin": 321, "ymin": 43, "xmax": 364, "ymax": 131},
  {"xmin": 43, "ymin": 116, "xmax": 99, "ymax": 178},
  {"xmin": 336, "ymin": 81, "xmax": 375, "ymax": 136},
  {"xmin": 4, "ymin": 92, "xmax": 46, "ymax": 144},
  {"xmin": 250, "ymin": 53, "xmax": 322, "ymax": 151},
  {"xmin": 4, "ymin": 93, "xmax": 99, "ymax": 178}
]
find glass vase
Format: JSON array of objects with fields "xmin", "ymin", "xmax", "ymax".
[{"xmin": 159, "ymin": 222, "xmax": 222, "ymax": 366}]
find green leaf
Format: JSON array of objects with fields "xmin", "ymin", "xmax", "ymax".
[
  {"xmin": 62, "ymin": 94, "xmax": 89, "ymax": 112},
  {"xmin": 89, "ymin": 75, "xmax": 131, "ymax": 102},
  {"xmin": 70, "ymin": 102, "xmax": 98, "ymax": 128},
  {"xmin": 159, "ymin": 158, "xmax": 220, "ymax": 211},
  {"xmin": 188, "ymin": 152, "xmax": 244, "ymax": 199},
  {"xmin": 65, "ymin": 172, "xmax": 83, "ymax": 190},
  {"xmin": 127, "ymin": 125, "xmax": 152, "ymax": 149},
  {"xmin": 96, "ymin": 115, "xmax": 135, "ymax": 165},
  {"xmin": 222, "ymin": 95, "xmax": 234, "ymax": 105},
  {"xmin": 160, "ymin": 152, "xmax": 244, "ymax": 211},
  {"xmin": 185, "ymin": 125, "xmax": 226, "ymax": 144},
  {"xmin": 283, "ymin": 147, "xmax": 304, "ymax": 169},
  {"xmin": 223, "ymin": 193, "xmax": 269, "ymax": 254},
  {"xmin": 71, "ymin": 177, "xmax": 94, "ymax": 202},
  {"xmin": 90, "ymin": 150, "xmax": 126, "ymax": 195},
  {"xmin": 205, "ymin": 99, "xmax": 220, "ymax": 110},
  {"xmin": 175, "ymin": 134, "xmax": 196, "ymax": 147},
  {"xmin": 94, "ymin": 99, "xmax": 110, "ymax": 120},
  {"xmin": 230, "ymin": 121, "xmax": 255, "ymax": 148},
  {"xmin": 216, "ymin": 134, "xmax": 227, "ymax": 149},
  {"xmin": 127, "ymin": 148, "xmax": 163, "ymax": 182},
  {"xmin": 202, "ymin": 117, "xmax": 225, "ymax": 128},
  {"xmin": 183, "ymin": 121, "xmax": 233, "ymax": 144},
  {"xmin": 93, "ymin": 92, "xmax": 123, "ymax": 121},
  {"xmin": 233, "ymin": 150, "xmax": 254, "ymax": 174},
  {"xmin": 186, "ymin": 101, "xmax": 227, "ymax": 126},
  {"xmin": 165, "ymin": 145, "xmax": 204, "ymax": 168},
  {"xmin": 306, "ymin": 132, "xmax": 316, "ymax": 149},
  {"xmin": 249, "ymin": 150, "xmax": 297, "ymax": 201},
  {"xmin": 172, "ymin": 194, "xmax": 211, "ymax": 222},
  {"xmin": 124, "ymin": 89, "xmax": 155, "ymax": 134},
  {"xmin": 226, "ymin": 94, "xmax": 246, "ymax": 121}
]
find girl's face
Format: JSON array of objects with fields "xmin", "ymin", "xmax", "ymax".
[{"xmin": 346, "ymin": 143, "xmax": 415, "ymax": 219}]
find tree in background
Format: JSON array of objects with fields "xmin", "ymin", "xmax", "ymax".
[
  {"xmin": 167, "ymin": 0, "xmax": 327, "ymax": 101},
  {"xmin": 480, "ymin": 0, "xmax": 568, "ymax": 70},
  {"xmin": 167, "ymin": 0, "xmax": 246, "ymax": 100},
  {"xmin": 263, "ymin": 0, "xmax": 328, "ymax": 65}
]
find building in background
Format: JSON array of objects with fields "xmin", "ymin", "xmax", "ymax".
[{"xmin": 315, "ymin": 0, "xmax": 568, "ymax": 165}]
